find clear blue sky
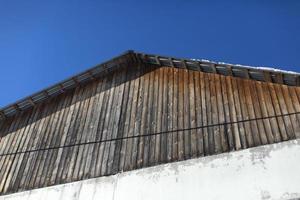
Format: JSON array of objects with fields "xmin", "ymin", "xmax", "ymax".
[{"xmin": 0, "ymin": 0, "xmax": 300, "ymax": 107}]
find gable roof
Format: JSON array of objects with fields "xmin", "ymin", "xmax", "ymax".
[{"xmin": 1, "ymin": 50, "xmax": 299, "ymax": 119}]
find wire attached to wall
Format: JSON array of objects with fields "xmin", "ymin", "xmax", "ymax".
[{"xmin": 0, "ymin": 111, "xmax": 299, "ymax": 157}]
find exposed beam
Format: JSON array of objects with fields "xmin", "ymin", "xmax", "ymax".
[
  {"xmin": 87, "ymin": 71, "xmax": 96, "ymax": 80},
  {"xmin": 13, "ymin": 104, "xmax": 22, "ymax": 112},
  {"xmin": 59, "ymin": 84, "xmax": 65, "ymax": 92},
  {"xmin": 243, "ymin": 69, "xmax": 250, "ymax": 79},
  {"xmin": 263, "ymin": 71, "xmax": 272, "ymax": 83},
  {"xmin": 0, "ymin": 111, "xmax": 5, "ymax": 119},
  {"xmin": 155, "ymin": 56, "xmax": 161, "ymax": 65},
  {"xmin": 28, "ymin": 98, "xmax": 36, "ymax": 106},
  {"xmin": 181, "ymin": 59, "xmax": 187, "ymax": 68},
  {"xmin": 226, "ymin": 66, "xmax": 233, "ymax": 76},
  {"xmin": 296, "ymin": 76, "xmax": 300, "ymax": 86},
  {"xmin": 275, "ymin": 73, "xmax": 284, "ymax": 84},
  {"xmin": 211, "ymin": 64, "xmax": 217, "ymax": 73},
  {"xmin": 169, "ymin": 58, "xmax": 175, "ymax": 67}
]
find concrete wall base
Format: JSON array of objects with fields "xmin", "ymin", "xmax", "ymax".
[{"xmin": 2, "ymin": 139, "xmax": 300, "ymax": 200}]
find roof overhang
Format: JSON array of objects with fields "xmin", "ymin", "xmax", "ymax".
[{"xmin": 1, "ymin": 50, "xmax": 299, "ymax": 120}]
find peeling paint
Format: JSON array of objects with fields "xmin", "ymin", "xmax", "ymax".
[{"xmin": 261, "ymin": 190, "xmax": 271, "ymax": 200}]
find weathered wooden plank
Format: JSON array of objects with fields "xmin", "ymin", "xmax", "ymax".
[
  {"xmin": 154, "ymin": 67, "xmax": 164, "ymax": 164},
  {"xmin": 231, "ymin": 77, "xmax": 247, "ymax": 149},
  {"xmin": 273, "ymin": 84, "xmax": 295, "ymax": 139},
  {"xmin": 14, "ymin": 99, "xmax": 57, "ymax": 191},
  {"xmin": 210, "ymin": 73, "xmax": 221, "ymax": 153},
  {"xmin": 94, "ymin": 77, "xmax": 115, "ymax": 175},
  {"xmin": 8, "ymin": 104, "xmax": 46, "ymax": 192},
  {"xmin": 99, "ymin": 71, "xmax": 119, "ymax": 176},
  {"xmin": 0, "ymin": 119, "xmax": 13, "ymax": 148},
  {"xmin": 123, "ymin": 66, "xmax": 140, "ymax": 171},
  {"xmin": 167, "ymin": 67, "xmax": 174, "ymax": 161},
  {"xmin": 0, "ymin": 155, "xmax": 15, "ymax": 194},
  {"xmin": 255, "ymin": 82, "xmax": 275, "ymax": 144},
  {"xmin": 94, "ymin": 71, "xmax": 116, "ymax": 175},
  {"xmin": 148, "ymin": 65, "xmax": 160, "ymax": 166},
  {"xmin": 0, "ymin": 120, "xmax": 6, "ymax": 138},
  {"xmin": 0, "ymin": 116, "xmax": 20, "ymax": 155},
  {"xmin": 160, "ymin": 67, "xmax": 169, "ymax": 162},
  {"xmin": 47, "ymin": 90, "xmax": 79, "ymax": 185},
  {"xmin": 89, "ymin": 77, "xmax": 109, "ymax": 177},
  {"xmin": 267, "ymin": 84, "xmax": 288, "ymax": 141},
  {"xmin": 130, "ymin": 65, "xmax": 143, "ymax": 169},
  {"xmin": 183, "ymin": 69, "xmax": 191, "ymax": 158},
  {"xmin": 0, "ymin": 111, "xmax": 32, "ymax": 193},
  {"xmin": 65, "ymin": 82, "xmax": 97, "ymax": 181},
  {"xmin": 220, "ymin": 75, "xmax": 235, "ymax": 150},
  {"xmin": 281, "ymin": 85, "xmax": 300, "ymax": 138},
  {"xmin": 0, "ymin": 117, "xmax": 16, "ymax": 189},
  {"xmin": 42, "ymin": 93, "xmax": 77, "ymax": 188},
  {"xmin": 236, "ymin": 79, "xmax": 254, "ymax": 148},
  {"xmin": 57, "ymin": 87, "xmax": 87, "ymax": 183},
  {"xmin": 69, "ymin": 81, "xmax": 99, "ymax": 180},
  {"xmin": 188, "ymin": 70, "xmax": 197, "ymax": 157},
  {"xmin": 215, "ymin": 74, "xmax": 229, "ymax": 151},
  {"xmin": 249, "ymin": 81, "xmax": 268, "ymax": 145},
  {"xmin": 295, "ymin": 87, "xmax": 300, "ymax": 102},
  {"xmin": 52, "ymin": 86, "xmax": 89, "ymax": 184},
  {"xmin": 0, "ymin": 115, "xmax": 21, "ymax": 186},
  {"xmin": 241, "ymin": 80, "xmax": 261, "ymax": 146},
  {"xmin": 32, "ymin": 93, "xmax": 71, "ymax": 188},
  {"xmin": 13, "ymin": 109, "xmax": 42, "ymax": 190},
  {"xmin": 28, "ymin": 99, "xmax": 67, "ymax": 189},
  {"xmin": 112, "ymin": 67, "xmax": 131, "ymax": 173},
  {"xmin": 261, "ymin": 82, "xmax": 282, "ymax": 143},
  {"xmin": 0, "ymin": 115, "xmax": 22, "ymax": 192},
  {"xmin": 225, "ymin": 76, "xmax": 241, "ymax": 150},
  {"xmin": 206, "ymin": 73, "xmax": 215, "ymax": 154},
  {"xmin": 177, "ymin": 68, "xmax": 185, "ymax": 160},
  {"xmin": 152, "ymin": 68, "xmax": 165, "ymax": 164},
  {"xmin": 14, "ymin": 103, "xmax": 51, "ymax": 190},
  {"xmin": 172, "ymin": 67, "xmax": 179, "ymax": 160},
  {"xmin": 136, "ymin": 65, "xmax": 151, "ymax": 168},
  {"xmin": 118, "ymin": 67, "xmax": 136, "ymax": 171},
  {"xmin": 194, "ymin": 71, "xmax": 204, "ymax": 156},
  {"xmin": 200, "ymin": 72, "xmax": 209, "ymax": 155},
  {"xmin": 288, "ymin": 86, "xmax": 300, "ymax": 139},
  {"xmin": 101, "ymin": 68, "xmax": 127, "ymax": 176}
]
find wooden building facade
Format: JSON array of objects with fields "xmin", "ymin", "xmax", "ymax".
[{"xmin": 0, "ymin": 51, "xmax": 300, "ymax": 195}]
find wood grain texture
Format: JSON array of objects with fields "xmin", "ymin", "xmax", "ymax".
[{"xmin": 0, "ymin": 64, "xmax": 299, "ymax": 195}]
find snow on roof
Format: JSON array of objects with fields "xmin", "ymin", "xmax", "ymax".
[{"xmin": 191, "ymin": 58, "xmax": 300, "ymax": 76}]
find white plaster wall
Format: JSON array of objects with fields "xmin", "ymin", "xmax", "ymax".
[{"xmin": 2, "ymin": 139, "xmax": 300, "ymax": 200}]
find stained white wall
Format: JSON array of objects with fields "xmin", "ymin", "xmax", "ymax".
[{"xmin": 2, "ymin": 139, "xmax": 300, "ymax": 200}]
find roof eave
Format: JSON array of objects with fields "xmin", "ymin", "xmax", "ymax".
[{"xmin": 0, "ymin": 50, "xmax": 299, "ymax": 120}]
